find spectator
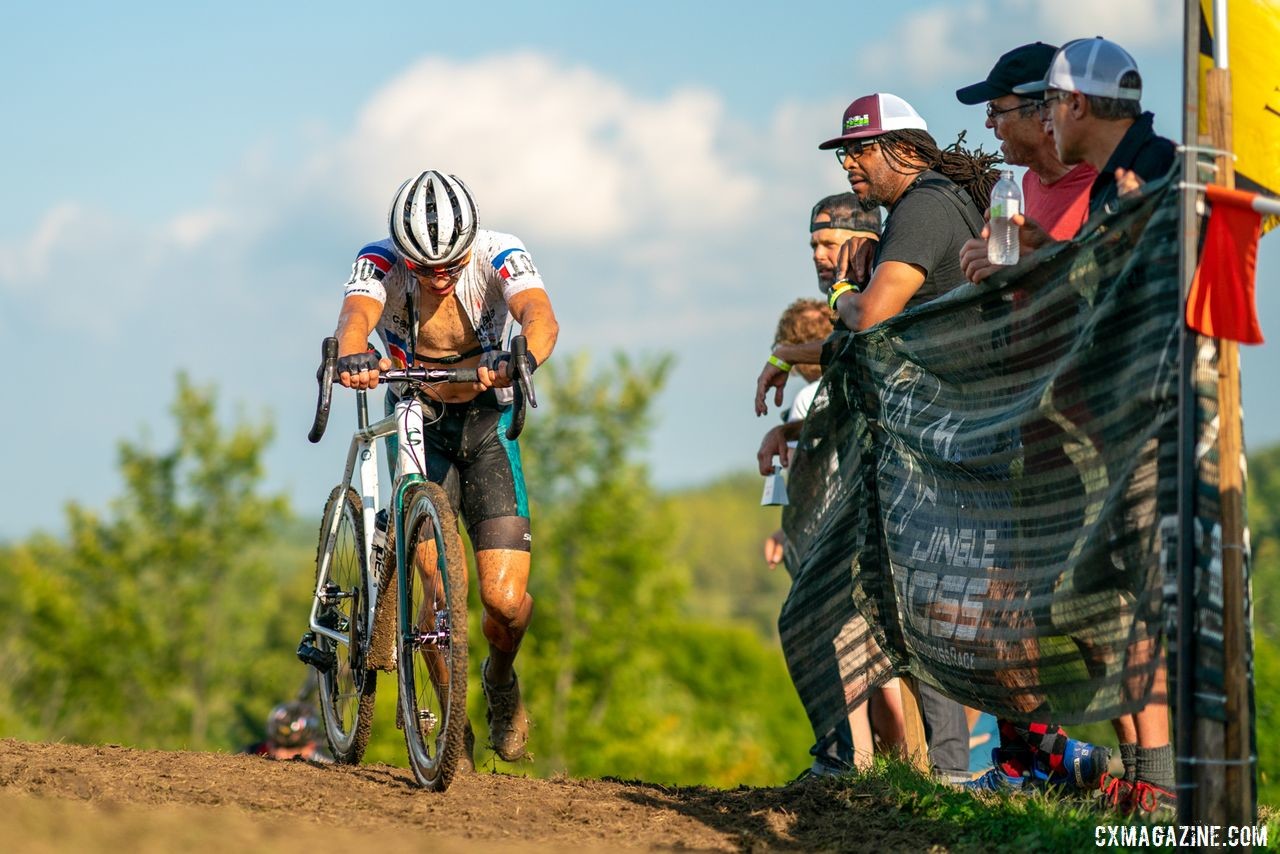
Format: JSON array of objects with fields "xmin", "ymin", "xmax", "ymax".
[
  {"xmin": 953, "ymin": 41, "xmax": 1113, "ymax": 796},
  {"xmin": 244, "ymin": 701, "xmax": 333, "ymax": 763},
  {"xmin": 1001, "ymin": 37, "xmax": 1178, "ymax": 260},
  {"xmin": 775, "ymin": 92, "xmax": 996, "ymax": 781},
  {"xmin": 956, "ymin": 41, "xmax": 1097, "ymax": 284},
  {"xmin": 754, "ymin": 196, "xmax": 880, "ymax": 419},
  {"xmin": 1012, "ymin": 36, "xmax": 1178, "ymax": 817},
  {"xmin": 756, "ymin": 196, "xmax": 880, "ymax": 471},
  {"xmin": 809, "ymin": 194, "xmax": 883, "ymax": 294},
  {"xmin": 820, "ymin": 93, "xmax": 996, "ymax": 333},
  {"xmin": 757, "ymin": 297, "xmax": 829, "ymax": 507},
  {"xmin": 760, "ymin": 206, "xmax": 905, "ymax": 775}
]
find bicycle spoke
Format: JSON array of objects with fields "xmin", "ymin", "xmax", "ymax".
[
  {"xmin": 397, "ymin": 483, "xmax": 469, "ymax": 791},
  {"xmin": 311, "ymin": 486, "xmax": 377, "ymax": 763}
]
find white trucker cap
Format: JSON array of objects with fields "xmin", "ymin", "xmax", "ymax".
[{"xmin": 1013, "ymin": 37, "xmax": 1142, "ymax": 101}]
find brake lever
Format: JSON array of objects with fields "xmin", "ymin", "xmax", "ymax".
[{"xmin": 308, "ymin": 337, "xmax": 338, "ymax": 444}]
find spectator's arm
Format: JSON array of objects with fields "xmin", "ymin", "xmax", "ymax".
[
  {"xmin": 772, "ymin": 340, "xmax": 824, "ymax": 366},
  {"xmin": 835, "ymin": 261, "xmax": 925, "ymax": 331},
  {"xmin": 754, "ymin": 340, "xmax": 823, "ymax": 417}
]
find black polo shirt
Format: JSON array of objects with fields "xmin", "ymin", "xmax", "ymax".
[{"xmin": 1088, "ymin": 112, "xmax": 1176, "ymax": 218}]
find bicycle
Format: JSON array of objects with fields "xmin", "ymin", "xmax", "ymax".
[{"xmin": 297, "ymin": 335, "xmax": 535, "ymax": 790}]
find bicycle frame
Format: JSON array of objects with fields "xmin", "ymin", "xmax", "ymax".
[
  {"xmin": 309, "ymin": 390, "xmax": 450, "ymax": 654},
  {"xmin": 304, "ymin": 334, "xmax": 531, "ymax": 664}
]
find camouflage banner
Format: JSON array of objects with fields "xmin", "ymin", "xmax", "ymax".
[{"xmin": 779, "ymin": 174, "xmax": 1218, "ymax": 735}]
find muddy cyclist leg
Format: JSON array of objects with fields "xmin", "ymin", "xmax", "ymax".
[{"xmin": 472, "ymin": 517, "xmax": 534, "ymax": 685}]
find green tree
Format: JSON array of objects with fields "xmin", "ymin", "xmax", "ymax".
[
  {"xmin": 1248, "ymin": 443, "xmax": 1280, "ymax": 805},
  {"xmin": 668, "ymin": 471, "xmax": 789, "ymax": 639},
  {"xmin": 0, "ymin": 375, "xmax": 300, "ymax": 749},
  {"xmin": 489, "ymin": 353, "xmax": 810, "ymax": 785}
]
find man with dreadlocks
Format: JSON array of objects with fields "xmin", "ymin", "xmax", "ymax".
[
  {"xmin": 818, "ymin": 93, "xmax": 997, "ymax": 333},
  {"xmin": 796, "ymin": 92, "xmax": 997, "ymax": 781},
  {"xmin": 752, "ymin": 95, "xmax": 999, "ymax": 415}
]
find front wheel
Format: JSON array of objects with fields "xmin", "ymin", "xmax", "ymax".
[
  {"xmin": 313, "ymin": 486, "xmax": 377, "ymax": 763},
  {"xmin": 397, "ymin": 481, "xmax": 469, "ymax": 790}
]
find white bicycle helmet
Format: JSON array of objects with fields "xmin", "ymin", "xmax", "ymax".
[{"xmin": 388, "ymin": 170, "xmax": 479, "ymax": 266}]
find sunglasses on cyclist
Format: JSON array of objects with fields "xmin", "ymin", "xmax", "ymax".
[
  {"xmin": 406, "ymin": 257, "xmax": 468, "ymax": 278},
  {"xmin": 834, "ymin": 139, "xmax": 879, "ymax": 163}
]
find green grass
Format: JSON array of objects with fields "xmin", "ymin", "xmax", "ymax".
[{"xmin": 822, "ymin": 757, "xmax": 1280, "ymax": 853}]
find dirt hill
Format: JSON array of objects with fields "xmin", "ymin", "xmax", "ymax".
[{"xmin": 0, "ymin": 738, "xmax": 916, "ymax": 853}]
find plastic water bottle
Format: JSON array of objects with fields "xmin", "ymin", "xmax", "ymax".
[{"xmin": 988, "ymin": 170, "xmax": 1022, "ymax": 265}]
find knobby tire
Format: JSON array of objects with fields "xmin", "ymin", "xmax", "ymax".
[
  {"xmin": 313, "ymin": 486, "xmax": 377, "ymax": 763},
  {"xmin": 397, "ymin": 481, "xmax": 469, "ymax": 791}
]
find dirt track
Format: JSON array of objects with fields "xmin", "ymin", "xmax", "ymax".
[{"xmin": 0, "ymin": 738, "xmax": 925, "ymax": 853}]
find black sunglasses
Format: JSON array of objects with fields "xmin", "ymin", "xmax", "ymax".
[
  {"xmin": 835, "ymin": 139, "xmax": 879, "ymax": 163},
  {"xmin": 407, "ymin": 257, "xmax": 468, "ymax": 278}
]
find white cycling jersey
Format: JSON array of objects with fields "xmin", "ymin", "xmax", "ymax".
[{"xmin": 343, "ymin": 229, "xmax": 546, "ymax": 379}]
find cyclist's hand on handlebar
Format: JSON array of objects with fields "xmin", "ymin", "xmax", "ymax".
[
  {"xmin": 480, "ymin": 350, "xmax": 538, "ymax": 389},
  {"xmin": 337, "ymin": 351, "xmax": 393, "ymax": 390}
]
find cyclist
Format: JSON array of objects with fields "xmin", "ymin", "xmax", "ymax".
[
  {"xmin": 331, "ymin": 170, "xmax": 559, "ymax": 766},
  {"xmin": 245, "ymin": 701, "xmax": 333, "ymax": 762}
]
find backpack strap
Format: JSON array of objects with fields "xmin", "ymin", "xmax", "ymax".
[{"xmin": 904, "ymin": 173, "xmax": 986, "ymax": 238}]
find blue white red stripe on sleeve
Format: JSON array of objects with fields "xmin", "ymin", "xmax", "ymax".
[{"xmin": 357, "ymin": 243, "xmax": 397, "ymax": 277}]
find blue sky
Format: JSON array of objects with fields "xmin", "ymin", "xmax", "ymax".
[{"xmin": 2, "ymin": 0, "xmax": 1274, "ymax": 539}]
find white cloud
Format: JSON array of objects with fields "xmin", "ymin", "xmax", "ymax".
[
  {"xmin": 168, "ymin": 210, "xmax": 230, "ymax": 248},
  {"xmin": 0, "ymin": 204, "xmax": 85, "ymax": 281},
  {"xmin": 1035, "ymin": 0, "xmax": 1181, "ymax": 48},
  {"xmin": 0, "ymin": 50, "xmax": 853, "ymax": 543},
  {"xmin": 315, "ymin": 53, "xmax": 765, "ymax": 248},
  {"xmin": 857, "ymin": 4, "xmax": 991, "ymax": 84},
  {"xmin": 0, "ymin": 52, "xmax": 834, "ymax": 353},
  {"xmin": 0, "ymin": 204, "xmax": 165, "ymax": 338},
  {"xmin": 852, "ymin": 0, "xmax": 1181, "ymax": 84}
]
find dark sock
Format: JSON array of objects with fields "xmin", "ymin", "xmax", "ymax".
[
  {"xmin": 1119, "ymin": 742, "xmax": 1138, "ymax": 782},
  {"xmin": 993, "ymin": 721, "xmax": 1026, "ymax": 774},
  {"xmin": 1135, "ymin": 744, "xmax": 1175, "ymax": 791},
  {"xmin": 997, "ymin": 719, "xmax": 1022, "ymax": 750}
]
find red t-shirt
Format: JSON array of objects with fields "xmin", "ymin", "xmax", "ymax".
[{"xmin": 1022, "ymin": 163, "xmax": 1097, "ymax": 241}]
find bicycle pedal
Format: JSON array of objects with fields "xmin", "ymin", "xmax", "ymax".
[{"xmin": 296, "ymin": 633, "xmax": 337, "ymax": 673}]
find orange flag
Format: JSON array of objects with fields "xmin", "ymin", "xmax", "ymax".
[{"xmin": 1186, "ymin": 184, "xmax": 1265, "ymax": 344}]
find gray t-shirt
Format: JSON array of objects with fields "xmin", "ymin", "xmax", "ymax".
[{"xmin": 873, "ymin": 170, "xmax": 982, "ymax": 308}]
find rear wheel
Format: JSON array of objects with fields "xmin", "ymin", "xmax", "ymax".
[
  {"xmin": 397, "ymin": 481, "xmax": 469, "ymax": 790},
  {"xmin": 313, "ymin": 486, "xmax": 377, "ymax": 763}
]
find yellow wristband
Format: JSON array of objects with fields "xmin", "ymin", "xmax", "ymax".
[
  {"xmin": 767, "ymin": 354, "xmax": 792, "ymax": 372},
  {"xmin": 828, "ymin": 281, "xmax": 858, "ymax": 310}
]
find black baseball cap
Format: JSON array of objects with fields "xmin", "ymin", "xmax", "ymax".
[{"xmin": 955, "ymin": 42, "xmax": 1058, "ymax": 105}]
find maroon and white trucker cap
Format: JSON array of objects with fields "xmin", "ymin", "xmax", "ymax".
[{"xmin": 818, "ymin": 93, "xmax": 928, "ymax": 150}]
